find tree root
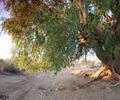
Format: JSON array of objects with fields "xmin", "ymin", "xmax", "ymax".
[
  {"xmin": 77, "ymin": 65, "xmax": 120, "ymax": 89},
  {"xmin": 84, "ymin": 66, "xmax": 114, "ymax": 80},
  {"xmin": 78, "ymin": 68, "xmax": 109, "ymax": 88}
]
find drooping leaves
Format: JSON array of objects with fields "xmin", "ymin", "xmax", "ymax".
[{"xmin": 1, "ymin": 0, "xmax": 120, "ymax": 72}]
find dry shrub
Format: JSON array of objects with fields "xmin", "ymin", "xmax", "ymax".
[{"xmin": 0, "ymin": 59, "xmax": 23, "ymax": 75}]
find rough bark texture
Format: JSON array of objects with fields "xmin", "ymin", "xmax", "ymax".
[
  {"xmin": 112, "ymin": 43, "xmax": 120, "ymax": 77},
  {"xmin": 95, "ymin": 42, "xmax": 120, "ymax": 79}
]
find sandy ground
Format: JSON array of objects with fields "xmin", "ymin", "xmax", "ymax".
[{"xmin": 0, "ymin": 64, "xmax": 120, "ymax": 100}]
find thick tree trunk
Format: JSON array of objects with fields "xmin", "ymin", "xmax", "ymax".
[
  {"xmin": 74, "ymin": 0, "xmax": 120, "ymax": 80},
  {"xmin": 95, "ymin": 43, "xmax": 120, "ymax": 79}
]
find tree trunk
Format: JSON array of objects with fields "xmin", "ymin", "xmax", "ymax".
[
  {"xmin": 95, "ymin": 42, "xmax": 120, "ymax": 79},
  {"xmin": 74, "ymin": 0, "xmax": 120, "ymax": 79}
]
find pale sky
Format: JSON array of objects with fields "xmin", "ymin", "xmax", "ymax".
[
  {"xmin": 0, "ymin": 33, "xmax": 13, "ymax": 59},
  {"xmin": 0, "ymin": 3, "xmax": 13, "ymax": 59}
]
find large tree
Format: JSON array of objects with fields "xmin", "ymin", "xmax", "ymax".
[{"xmin": 1, "ymin": 0, "xmax": 120, "ymax": 78}]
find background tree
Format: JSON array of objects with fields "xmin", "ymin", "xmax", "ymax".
[{"xmin": 1, "ymin": 0, "xmax": 120, "ymax": 78}]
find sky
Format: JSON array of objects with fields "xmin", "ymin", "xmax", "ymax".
[
  {"xmin": 0, "ymin": 33, "xmax": 13, "ymax": 59},
  {"xmin": 0, "ymin": 3, "xmax": 13, "ymax": 60}
]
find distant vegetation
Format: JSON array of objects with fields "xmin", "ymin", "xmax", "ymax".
[{"xmin": 0, "ymin": 59, "xmax": 24, "ymax": 75}]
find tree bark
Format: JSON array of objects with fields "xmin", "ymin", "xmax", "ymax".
[{"xmin": 95, "ymin": 42, "xmax": 120, "ymax": 79}]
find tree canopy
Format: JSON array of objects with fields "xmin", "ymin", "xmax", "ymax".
[{"xmin": 1, "ymin": 0, "xmax": 120, "ymax": 74}]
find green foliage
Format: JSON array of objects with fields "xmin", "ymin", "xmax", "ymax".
[
  {"xmin": 43, "ymin": 5, "xmax": 79, "ymax": 72},
  {"xmin": 2, "ymin": 0, "xmax": 120, "ymax": 72}
]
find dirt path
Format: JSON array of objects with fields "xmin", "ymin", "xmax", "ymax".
[{"xmin": 0, "ymin": 66, "xmax": 120, "ymax": 100}]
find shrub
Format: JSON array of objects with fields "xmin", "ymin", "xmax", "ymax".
[{"xmin": 3, "ymin": 64, "xmax": 23, "ymax": 75}]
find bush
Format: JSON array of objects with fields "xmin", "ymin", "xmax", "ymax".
[
  {"xmin": 0, "ymin": 59, "xmax": 24, "ymax": 75},
  {"xmin": 3, "ymin": 64, "xmax": 23, "ymax": 75}
]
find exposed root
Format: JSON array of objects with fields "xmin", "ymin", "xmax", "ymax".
[
  {"xmin": 74, "ymin": 70, "xmax": 109, "ymax": 89},
  {"xmin": 84, "ymin": 66, "xmax": 114, "ymax": 80},
  {"xmin": 71, "ymin": 65, "xmax": 119, "ymax": 88}
]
